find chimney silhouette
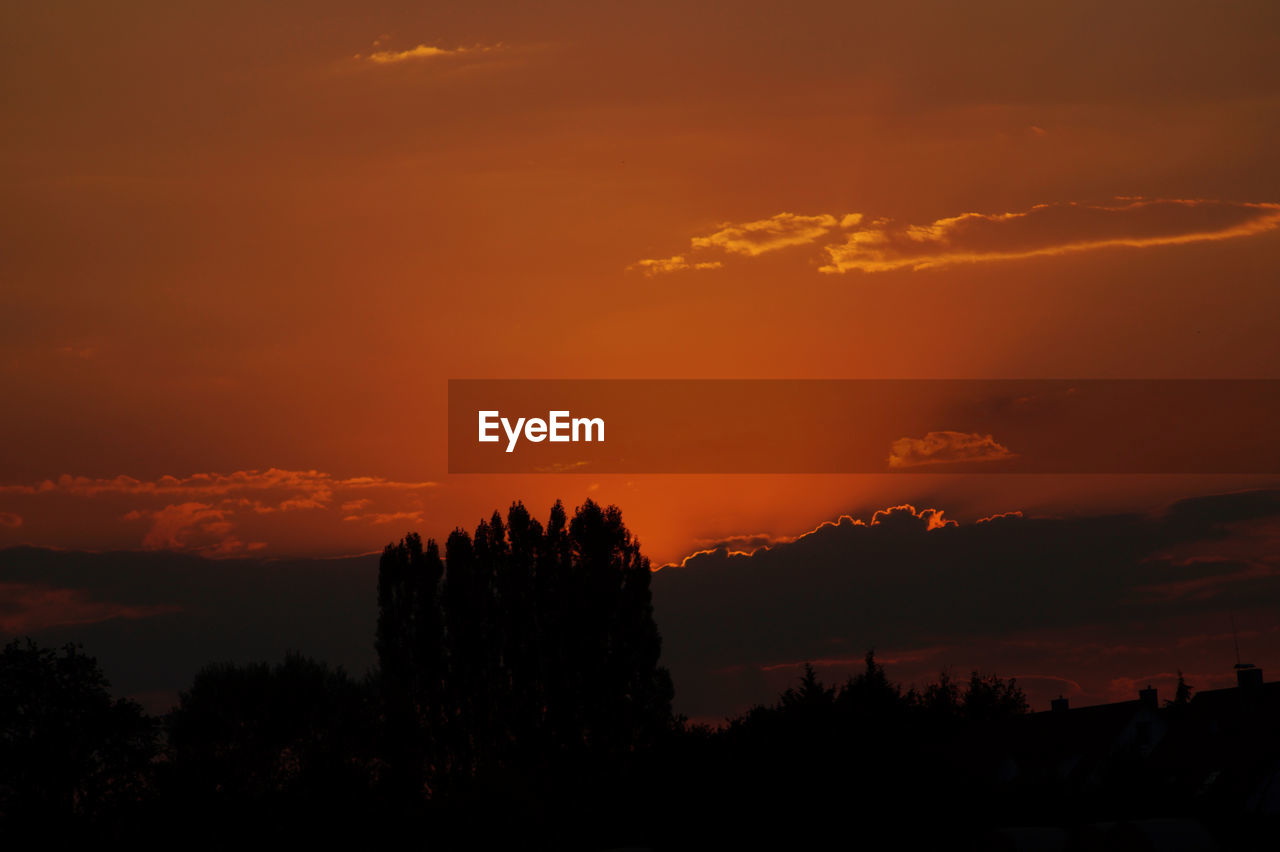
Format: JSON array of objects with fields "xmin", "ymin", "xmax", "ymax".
[
  {"xmin": 1235, "ymin": 662, "xmax": 1263, "ymax": 691},
  {"xmin": 1139, "ymin": 685, "xmax": 1158, "ymax": 709},
  {"xmin": 1051, "ymin": 695, "xmax": 1069, "ymax": 713}
]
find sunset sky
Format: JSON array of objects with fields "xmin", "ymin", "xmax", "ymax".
[{"xmin": 3, "ymin": 1, "xmax": 1279, "ymax": 717}]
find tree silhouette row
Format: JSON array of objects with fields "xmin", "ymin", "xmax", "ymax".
[{"xmin": 375, "ymin": 498, "xmax": 673, "ymax": 798}]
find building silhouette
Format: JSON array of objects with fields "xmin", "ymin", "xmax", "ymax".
[{"xmin": 987, "ymin": 663, "xmax": 1280, "ymax": 850}]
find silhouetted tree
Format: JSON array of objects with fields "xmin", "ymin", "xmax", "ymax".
[
  {"xmin": 961, "ymin": 671, "xmax": 1028, "ymax": 723},
  {"xmin": 910, "ymin": 668, "xmax": 962, "ymax": 720},
  {"xmin": 374, "ymin": 499, "xmax": 673, "ymax": 799},
  {"xmin": 375, "ymin": 531, "xmax": 444, "ymax": 795},
  {"xmin": 165, "ymin": 654, "xmax": 372, "ymax": 810},
  {"xmin": 693, "ymin": 654, "xmax": 1036, "ymax": 848},
  {"xmin": 0, "ymin": 638, "xmax": 157, "ymax": 834},
  {"xmin": 1170, "ymin": 669, "xmax": 1193, "ymax": 707},
  {"xmin": 783, "ymin": 662, "xmax": 836, "ymax": 709},
  {"xmin": 837, "ymin": 649, "xmax": 903, "ymax": 719},
  {"xmin": 564, "ymin": 499, "xmax": 672, "ymax": 759}
]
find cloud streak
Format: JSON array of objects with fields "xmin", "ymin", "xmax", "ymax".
[
  {"xmin": 690, "ymin": 213, "xmax": 858, "ymax": 257},
  {"xmin": 820, "ymin": 198, "xmax": 1280, "ymax": 273},
  {"xmin": 360, "ymin": 43, "xmax": 501, "ymax": 65},
  {"xmin": 627, "ymin": 255, "xmax": 723, "ymax": 276},
  {"xmin": 630, "ymin": 212, "xmax": 858, "ymax": 274},
  {"xmin": 342, "ymin": 510, "xmax": 423, "ymax": 525},
  {"xmin": 631, "ymin": 199, "xmax": 1280, "ymax": 275}
]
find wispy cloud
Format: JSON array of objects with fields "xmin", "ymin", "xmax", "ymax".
[
  {"xmin": 629, "ymin": 212, "xmax": 858, "ymax": 275},
  {"xmin": 888, "ymin": 431, "xmax": 1015, "ymax": 469},
  {"xmin": 691, "ymin": 212, "xmax": 857, "ymax": 257},
  {"xmin": 358, "ymin": 42, "xmax": 502, "ymax": 65},
  {"xmin": 342, "ymin": 510, "xmax": 423, "ymax": 525},
  {"xmin": 821, "ymin": 198, "xmax": 1280, "ymax": 273},
  {"xmin": 626, "ymin": 255, "xmax": 723, "ymax": 276},
  {"xmin": 632, "ymin": 199, "xmax": 1280, "ymax": 275}
]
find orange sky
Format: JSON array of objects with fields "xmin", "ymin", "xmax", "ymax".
[{"xmin": 3, "ymin": 0, "xmax": 1280, "ymax": 566}]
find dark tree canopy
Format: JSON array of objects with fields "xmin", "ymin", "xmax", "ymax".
[
  {"xmin": 0, "ymin": 638, "xmax": 157, "ymax": 832},
  {"xmin": 165, "ymin": 653, "xmax": 371, "ymax": 805}
]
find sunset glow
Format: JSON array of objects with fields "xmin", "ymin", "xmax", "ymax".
[{"xmin": 3, "ymin": 0, "xmax": 1279, "ymax": 727}]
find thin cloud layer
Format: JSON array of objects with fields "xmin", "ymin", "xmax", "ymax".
[
  {"xmin": 343, "ymin": 510, "xmax": 423, "ymax": 525},
  {"xmin": 0, "ymin": 469, "xmax": 438, "ymax": 555},
  {"xmin": 820, "ymin": 199, "xmax": 1280, "ymax": 273},
  {"xmin": 632, "ymin": 199, "xmax": 1280, "ymax": 275},
  {"xmin": 627, "ymin": 255, "xmax": 723, "ymax": 276},
  {"xmin": 690, "ymin": 212, "xmax": 857, "ymax": 256},
  {"xmin": 631, "ymin": 212, "xmax": 857, "ymax": 274},
  {"xmin": 888, "ymin": 431, "xmax": 1016, "ymax": 468}
]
